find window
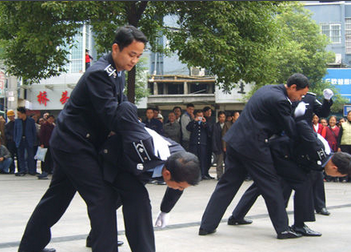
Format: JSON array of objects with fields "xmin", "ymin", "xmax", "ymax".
[
  {"xmin": 346, "ymin": 18, "xmax": 351, "ymax": 54},
  {"xmin": 321, "ymin": 23, "xmax": 341, "ymax": 43}
]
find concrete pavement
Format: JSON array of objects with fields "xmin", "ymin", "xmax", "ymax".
[{"xmin": 1, "ymin": 168, "xmax": 351, "ymax": 252}]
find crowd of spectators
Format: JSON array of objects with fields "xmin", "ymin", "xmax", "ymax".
[
  {"xmin": 314, "ymin": 111, "xmax": 351, "ymax": 182},
  {"xmin": 0, "ymin": 107, "xmax": 55, "ymax": 179},
  {"xmin": 141, "ymin": 104, "xmax": 241, "ymax": 181}
]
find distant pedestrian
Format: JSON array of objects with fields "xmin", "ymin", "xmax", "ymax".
[{"xmin": 14, "ymin": 107, "xmax": 37, "ymax": 176}]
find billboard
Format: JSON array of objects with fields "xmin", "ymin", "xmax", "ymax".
[{"xmin": 323, "ymin": 68, "xmax": 351, "ymax": 103}]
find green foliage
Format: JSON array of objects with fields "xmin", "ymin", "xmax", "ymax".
[
  {"xmin": 165, "ymin": 1, "xmax": 282, "ymax": 92},
  {"xmin": 124, "ymin": 56, "xmax": 150, "ymax": 104},
  {"xmin": 0, "ymin": 1, "xmax": 84, "ymax": 83},
  {"xmin": 267, "ymin": 2, "xmax": 334, "ymax": 88}
]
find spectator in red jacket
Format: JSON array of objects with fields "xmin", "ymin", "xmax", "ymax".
[{"xmin": 312, "ymin": 114, "xmax": 326, "ymax": 138}]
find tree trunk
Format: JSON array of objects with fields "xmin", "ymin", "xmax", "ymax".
[
  {"xmin": 126, "ymin": 1, "xmax": 148, "ymax": 104},
  {"xmin": 127, "ymin": 66, "xmax": 136, "ymax": 103}
]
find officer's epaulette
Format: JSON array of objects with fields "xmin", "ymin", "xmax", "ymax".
[
  {"xmin": 306, "ymin": 92, "xmax": 316, "ymax": 96},
  {"xmin": 104, "ymin": 64, "xmax": 117, "ymax": 78}
]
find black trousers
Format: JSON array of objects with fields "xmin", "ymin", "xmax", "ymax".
[
  {"xmin": 18, "ymin": 148, "xmax": 118, "ymax": 252},
  {"xmin": 200, "ymin": 146, "xmax": 289, "ymax": 234},
  {"xmin": 231, "ymin": 174, "xmax": 315, "ymax": 225},
  {"xmin": 189, "ymin": 144, "xmax": 208, "ymax": 177},
  {"xmin": 111, "ymin": 172, "xmax": 155, "ymax": 252},
  {"xmin": 310, "ymin": 170, "xmax": 326, "ymax": 211},
  {"xmin": 6, "ymin": 140, "xmax": 18, "ymax": 173}
]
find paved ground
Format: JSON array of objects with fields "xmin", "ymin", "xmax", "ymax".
[{"xmin": 1, "ymin": 167, "xmax": 351, "ymax": 252}]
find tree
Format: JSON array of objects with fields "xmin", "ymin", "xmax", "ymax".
[
  {"xmin": 0, "ymin": 1, "xmax": 169, "ymax": 103},
  {"xmin": 164, "ymin": 1, "xmax": 283, "ymax": 92}
]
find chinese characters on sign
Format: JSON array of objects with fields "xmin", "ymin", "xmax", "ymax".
[
  {"xmin": 324, "ymin": 78, "xmax": 351, "ymax": 85},
  {"xmin": 37, "ymin": 91, "xmax": 50, "ymax": 106},
  {"xmin": 37, "ymin": 91, "xmax": 70, "ymax": 106},
  {"xmin": 60, "ymin": 91, "xmax": 70, "ymax": 104}
]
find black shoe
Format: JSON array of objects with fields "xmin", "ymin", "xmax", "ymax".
[
  {"xmin": 15, "ymin": 172, "xmax": 26, "ymax": 176},
  {"xmin": 292, "ymin": 224, "xmax": 322, "ymax": 237},
  {"xmin": 38, "ymin": 172, "xmax": 49, "ymax": 180},
  {"xmin": 86, "ymin": 236, "xmax": 124, "ymax": 248},
  {"xmin": 198, "ymin": 228, "xmax": 216, "ymax": 236},
  {"xmin": 42, "ymin": 249, "xmax": 56, "ymax": 252},
  {"xmin": 316, "ymin": 208, "xmax": 330, "ymax": 216},
  {"xmin": 227, "ymin": 216, "xmax": 253, "ymax": 225},
  {"xmin": 202, "ymin": 176, "xmax": 211, "ymax": 180},
  {"xmin": 277, "ymin": 227, "xmax": 303, "ymax": 239},
  {"xmin": 19, "ymin": 248, "xmax": 56, "ymax": 252}
]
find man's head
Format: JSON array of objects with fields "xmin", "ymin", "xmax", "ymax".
[
  {"xmin": 325, "ymin": 152, "xmax": 351, "ymax": 177},
  {"xmin": 347, "ymin": 110, "xmax": 351, "ymax": 122},
  {"xmin": 233, "ymin": 111, "xmax": 240, "ymax": 122},
  {"xmin": 173, "ymin": 106, "xmax": 182, "ymax": 119},
  {"xmin": 195, "ymin": 110, "xmax": 203, "ymax": 118},
  {"xmin": 162, "ymin": 151, "xmax": 201, "ymax": 190},
  {"xmin": 218, "ymin": 111, "xmax": 226, "ymax": 124},
  {"xmin": 168, "ymin": 112, "xmax": 176, "ymax": 123},
  {"xmin": 47, "ymin": 115, "xmax": 55, "ymax": 124},
  {"xmin": 186, "ymin": 103, "xmax": 195, "ymax": 115},
  {"xmin": 153, "ymin": 108, "xmax": 160, "ymax": 119},
  {"xmin": 286, "ymin": 73, "xmax": 309, "ymax": 102},
  {"xmin": 6, "ymin": 110, "xmax": 15, "ymax": 121},
  {"xmin": 112, "ymin": 25, "xmax": 148, "ymax": 72},
  {"xmin": 146, "ymin": 108, "xmax": 154, "ymax": 120},
  {"xmin": 17, "ymin": 107, "xmax": 27, "ymax": 120},
  {"xmin": 203, "ymin": 106, "xmax": 212, "ymax": 118}
]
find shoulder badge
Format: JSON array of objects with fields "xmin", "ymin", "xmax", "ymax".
[
  {"xmin": 104, "ymin": 64, "xmax": 117, "ymax": 78},
  {"xmin": 306, "ymin": 92, "xmax": 316, "ymax": 96}
]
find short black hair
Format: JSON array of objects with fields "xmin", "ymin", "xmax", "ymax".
[
  {"xmin": 195, "ymin": 110, "xmax": 203, "ymax": 116},
  {"xmin": 203, "ymin": 106, "xmax": 211, "ymax": 112},
  {"xmin": 47, "ymin": 115, "xmax": 55, "ymax": 119},
  {"xmin": 332, "ymin": 152, "xmax": 351, "ymax": 176},
  {"xmin": 186, "ymin": 103, "xmax": 194, "ymax": 108},
  {"xmin": 173, "ymin": 106, "xmax": 182, "ymax": 112},
  {"xmin": 165, "ymin": 151, "xmax": 201, "ymax": 185},
  {"xmin": 287, "ymin": 73, "xmax": 309, "ymax": 90},
  {"xmin": 218, "ymin": 111, "xmax": 226, "ymax": 117},
  {"xmin": 113, "ymin": 25, "xmax": 148, "ymax": 52},
  {"xmin": 17, "ymin": 107, "xmax": 26, "ymax": 114}
]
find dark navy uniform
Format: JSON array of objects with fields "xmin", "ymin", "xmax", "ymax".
[
  {"xmin": 99, "ymin": 105, "xmax": 185, "ymax": 252},
  {"xmin": 18, "ymin": 53, "xmax": 131, "ymax": 252},
  {"xmin": 231, "ymin": 120, "xmax": 330, "ymax": 225},
  {"xmin": 187, "ymin": 119, "xmax": 209, "ymax": 177},
  {"xmin": 200, "ymin": 84, "xmax": 297, "ymax": 235},
  {"xmin": 293, "ymin": 92, "xmax": 332, "ymax": 213}
]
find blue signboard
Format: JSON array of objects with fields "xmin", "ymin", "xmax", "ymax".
[
  {"xmin": 344, "ymin": 105, "xmax": 351, "ymax": 116},
  {"xmin": 323, "ymin": 68, "xmax": 351, "ymax": 103}
]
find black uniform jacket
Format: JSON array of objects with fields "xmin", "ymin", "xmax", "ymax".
[
  {"xmin": 223, "ymin": 84, "xmax": 297, "ymax": 163},
  {"xmin": 293, "ymin": 92, "xmax": 333, "ymax": 127},
  {"xmin": 50, "ymin": 53, "xmax": 127, "ymax": 153},
  {"xmin": 270, "ymin": 120, "xmax": 330, "ymax": 183},
  {"xmin": 99, "ymin": 132, "xmax": 185, "ymax": 213}
]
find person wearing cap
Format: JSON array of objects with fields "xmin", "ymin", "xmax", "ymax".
[
  {"xmin": 5, "ymin": 110, "xmax": 17, "ymax": 173},
  {"xmin": 18, "ymin": 25, "xmax": 148, "ymax": 252}
]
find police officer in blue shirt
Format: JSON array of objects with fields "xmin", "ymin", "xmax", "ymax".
[{"xmin": 18, "ymin": 25, "xmax": 148, "ymax": 252}]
